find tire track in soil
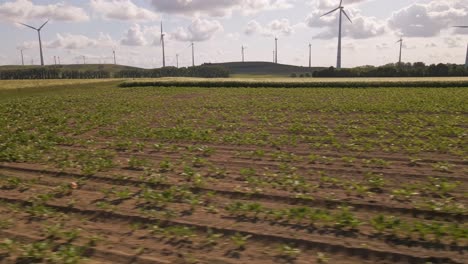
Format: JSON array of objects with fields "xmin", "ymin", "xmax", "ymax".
[
  {"xmin": 0, "ymin": 196, "xmax": 463, "ymax": 264},
  {"xmin": 1, "ymin": 163, "xmax": 466, "ymax": 222},
  {"xmin": 0, "ymin": 230, "xmax": 171, "ymax": 264},
  {"xmin": 56, "ymin": 144, "xmax": 468, "ymax": 183},
  {"xmin": 2, "ymin": 173, "xmax": 466, "ymax": 255}
]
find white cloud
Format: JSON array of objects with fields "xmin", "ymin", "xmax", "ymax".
[
  {"xmin": 173, "ymin": 18, "xmax": 223, "ymax": 42},
  {"xmin": 306, "ymin": 7, "xmax": 386, "ymax": 39},
  {"xmin": 90, "ymin": 0, "xmax": 159, "ymax": 21},
  {"xmin": 444, "ymin": 37, "xmax": 464, "ymax": 48},
  {"xmin": 46, "ymin": 33, "xmax": 115, "ymax": 49},
  {"xmin": 269, "ymin": 19, "xmax": 294, "ymax": 36},
  {"xmin": 245, "ymin": 20, "xmax": 264, "ymax": 36},
  {"xmin": 19, "ymin": 33, "xmax": 116, "ymax": 50},
  {"xmin": 376, "ymin": 43, "xmax": 390, "ymax": 50},
  {"xmin": 148, "ymin": 0, "xmax": 292, "ymax": 17},
  {"xmin": 388, "ymin": 0, "xmax": 468, "ymax": 38},
  {"xmin": 121, "ymin": 24, "xmax": 147, "ymax": 46},
  {"xmin": 119, "ymin": 24, "xmax": 164, "ymax": 46},
  {"xmin": 245, "ymin": 19, "xmax": 296, "ymax": 37},
  {"xmin": 307, "ymin": 0, "xmax": 371, "ymax": 10},
  {"xmin": 227, "ymin": 33, "xmax": 240, "ymax": 40},
  {"xmin": 0, "ymin": 0, "xmax": 89, "ymax": 23},
  {"xmin": 326, "ymin": 41, "xmax": 357, "ymax": 50}
]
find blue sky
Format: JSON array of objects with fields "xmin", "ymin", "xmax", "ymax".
[{"xmin": 0, "ymin": 0, "xmax": 467, "ymax": 68}]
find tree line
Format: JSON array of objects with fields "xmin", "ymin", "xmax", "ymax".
[
  {"xmin": 0, "ymin": 65, "xmax": 229, "ymax": 80},
  {"xmin": 312, "ymin": 63, "xmax": 468, "ymax": 78}
]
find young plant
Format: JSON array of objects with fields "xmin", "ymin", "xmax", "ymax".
[
  {"xmin": 316, "ymin": 252, "xmax": 330, "ymax": 263},
  {"xmin": 432, "ymin": 162, "xmax": 454, "ymax": 172},
  {"xmin": 278, "ymin": 244, "xmax": 301, "ymax": 260},
  {"xmin": 127, "ymin": 156, "xmax": 151, "ymax": 170},
  {"xmin": 334, "ymin": 206, "xmax": 361, "ymax": 230},
  {"xmin": 230, "ymin": 233, "xmax": 252, "ymax": 250}
]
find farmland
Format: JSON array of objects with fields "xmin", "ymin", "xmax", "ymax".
[
  {"xmin": 0, "ymin": 79, "xmax": 121, "ymax": 90},
  {"xmin": 0, "ymin": 79, "xmax": 467, "ymax": 264}
]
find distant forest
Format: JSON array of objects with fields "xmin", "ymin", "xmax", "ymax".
[
  {"xmin": 311, "ymin": 63, "xmax": 468, "ymax": 78},
  {"xmin": 1, "ymin": 62, "xmax": 467, "ymax": 80},
  {"xmin": 0, "ymin": 65, "xmax": 230, "ymax": 80}
]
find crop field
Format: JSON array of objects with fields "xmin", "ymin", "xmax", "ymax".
[
  {"xmin": 0, "ymin": 80, "xmax": 467, "ymax": 264},
  {"xmin": 136, "ymin": 76, "xmax": 468, "ymax": 83},
  {"xmin": 0, "ymin": 79, "xmax": 121, "ymax": 90}
]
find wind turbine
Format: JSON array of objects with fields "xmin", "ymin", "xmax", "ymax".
[
  {"xmin": 242, "ymin": 45, "xmax": 246, "ymax": 62},
  {"xmin": 453, "ymin": 26, "xmax": 468, "ymax": 68},
  {"xmin": 19, "ymin": 20, "xmax": 49, "ymax": 66},
  {"xmin": 160, "ymin": 21, "xmax": 166, "ymax": 67},
  {"xmin": 191, "ymin": 42, "xmax": 195, "ymax": 67},
  {"xmin": 19, "ymin": 49, "xmax": 25, "ymax": 66},
  {"xmin": 274, "ymin": 37, "xmax": 278, "ymax": 64},
  {"xmin": 321, "ymin": 0, "xmax": 352, "ymax": 69},
  {"xmin": 308, "ymin": 43, "xmax": 312, "ymax": 68},
  {"xmin": 396, "ymin": 37, "xmax": 403, "ymax": 66}
]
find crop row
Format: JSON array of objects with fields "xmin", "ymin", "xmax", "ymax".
[
  {"xmin": 120, "ymin": 80, "xmax": 468, "ymax": 88},
  {"xmin": 1, "ymin": 169, "xmax": 467, "ymax": 247},
  {"xmin": 0, "ymin": 191, "xmax": 465, "ymax": 264}
]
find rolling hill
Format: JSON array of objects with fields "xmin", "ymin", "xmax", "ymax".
[
  {"xmin": 0, "ymin": 64, "xmax": 141, "ymax": 73},
  {"xmin": 205, "ymin": 61, "xmax": 325, "ymax": 76},
  {"xmin": 0, "ymin": 62, "xmax": 325, "ymax": 77}
]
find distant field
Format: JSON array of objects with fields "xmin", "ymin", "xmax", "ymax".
[
  {"xmin": 0, "ymin": 79, "xmax": 122, "ymax": 90},
  {"xmin": 142, "ymin": 76, "xmax": 468, "ymax": 83},
  {"xmin": 0, "ymin": 64, "xmax": 141, "ymax": 72},
  {"xmin": 0, "ymin": 81, "xmax": 466, "ymax": 264},
  {"xmin": 122, "ymin": 77, "xmax": 468, "ymax": 89},
  {"xmin": 2, "ymin": 77, "xmax": 468, "ymax": 91}
]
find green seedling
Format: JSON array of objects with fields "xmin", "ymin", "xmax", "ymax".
[{"xmin": 230, "ymin": 233, "xmax": 252, "ymax": 250}]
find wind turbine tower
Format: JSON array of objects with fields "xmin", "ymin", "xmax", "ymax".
[
  {"xmin": 321, "ymin": 0, "xmax": 352, "ymax": 69},
  {"xmin": 176, "ymin": 54, "xmax": 179, "ymax": 68},
  {"xmin": 275, "ymin": 37, "xmax": 278, "ymax": 64},
  {"xmin": 113, "ymin": 50, "xmax": 116, "ymax": 65},
  {"xmin": 396, "ymin": 37, "xmax": 403, "ymax": 66},
  {"xmin": 19, "ymin": 20, "xmax": 49, "ymax": 66},
  {"xmin": 191, "ymin": 42, "xmax": 195, "ymax": 67},
  {"xmin": 160, "ymin": 21, "xmax": 166, "ymax": 67},
  {"xmin": 453, "ymin": 26, "xmax": 468, "ymax": 67},
  {"xmin": 242, "ymin": 45, "xmax": 246, "ymax": 62},
  {"xmin": 20, "ymin": 49, "xmax": 24, "ymax": 66},
  {"xmin": 309, "ymin": 43, "xmax": 312, "ymax": 68}
]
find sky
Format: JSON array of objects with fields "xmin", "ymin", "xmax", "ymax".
[{"xmin": 0, "ymin": 0, "xmax": 467, "ymax": 68}]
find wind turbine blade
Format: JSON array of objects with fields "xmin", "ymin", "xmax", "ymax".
[
  {"xmin": 340, "ymin": 0, "xmax": 343, "ymax": 7},
  {"xmin": 321, "ymin": 7, "xmax": 340, "ymax": 17},
  {"xmin": 38, "ymin": 20, "xmax": 49, "ymax": 30},
  {"xmin": 342, "ymin": 10, "xmax": 352, "ymax": 23},
  {"xmin": 19, "ymin": 22, "xmax": 37, "ymax": 30},
  {"xmin": 453, "ymin": 26, "xmax": 468, "ymax": 28}
]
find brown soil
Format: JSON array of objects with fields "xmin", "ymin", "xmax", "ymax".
[{"xmin": 0, "ymin": 138, "xmax": 466, "ymax": 264}]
